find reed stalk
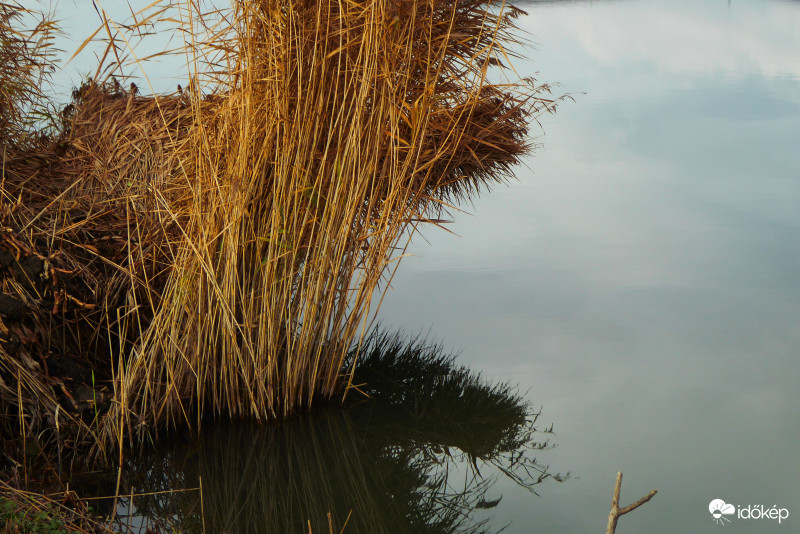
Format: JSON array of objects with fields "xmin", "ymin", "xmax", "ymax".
[{"xmin": 0, "ymin": 0, "xmax": 562, "ymax": 457}]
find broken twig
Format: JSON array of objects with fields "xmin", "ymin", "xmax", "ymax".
[{"xmin": 606, "ymin": 472, "xmax": 657, "ymax": 534}]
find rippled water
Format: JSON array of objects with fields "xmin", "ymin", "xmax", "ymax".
[{"xmin": 377, "ymin": 0, "xmax": 800, "ymax": 532}]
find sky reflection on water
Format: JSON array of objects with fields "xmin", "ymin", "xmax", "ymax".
[
  {"xmin": 377, "ymin": 1, "xmax": 800, "ymax": 532},
  {"xmin": 44, "ymin": 0, "xmax": 800, "ymax": 532}
]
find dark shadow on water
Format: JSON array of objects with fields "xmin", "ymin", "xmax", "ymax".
[{"xmin": 71, "ymin": 333, "xmax": 566, "ymax": 534}]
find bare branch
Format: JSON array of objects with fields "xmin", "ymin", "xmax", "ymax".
[{"xmin": 606, "ymin": 472, "xmax": 657, "ymax": 534}]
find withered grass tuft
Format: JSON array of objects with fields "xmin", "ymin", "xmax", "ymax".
[{"xmin": 0, "ymin": 0, "xmax": 561, "ymax": 459}]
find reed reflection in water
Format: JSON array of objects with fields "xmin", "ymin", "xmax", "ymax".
[{"xmin": 84, "ymin": 334, "xmax": 565, "ymax": 534}]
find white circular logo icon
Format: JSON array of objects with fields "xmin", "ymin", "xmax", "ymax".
[{"xmin": 709, "ymin": 499, "xmax": 736, "ymax": 525}]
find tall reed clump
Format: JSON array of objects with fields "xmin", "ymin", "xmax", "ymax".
[{"xmin": 0, "ymin": 0, "xmax": 560, "ymax": 456}]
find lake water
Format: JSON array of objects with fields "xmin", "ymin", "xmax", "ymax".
[
  {"xmin": 376, "ymin": 0, "xmax": 800, "ymax": 532},
  {"xmin": 53, "ymin": 0, "xmax": 800, "ymax": 532},
  {"xmin": 77, "ymin": 336, "xmax": 562, "ymax": 534}
]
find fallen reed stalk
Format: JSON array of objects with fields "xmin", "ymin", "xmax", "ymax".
[
  {"xmin": 0, "ymin": 479, "xmax": 114, "ymax": 534},
  {"xmin": 0, "ymin": 0, "xmax": 562, "ymax": 460}
]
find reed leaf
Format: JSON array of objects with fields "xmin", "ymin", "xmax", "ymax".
[{"xmin": 0, "ymin": 0, "xmax": 562, "ymax": 458}]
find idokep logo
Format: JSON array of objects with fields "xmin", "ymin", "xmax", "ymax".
[
  {"xmin": 709, "ymin": 499, "xmax": 735, "ymax": 525},
  {"xmin": 709, "ymin": 498, "xmax": 790, "ymax": 526}
]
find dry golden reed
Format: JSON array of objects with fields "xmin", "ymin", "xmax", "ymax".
[{"xmin": 0, "ymin": 0, "xmax": 560, "ymax": 457}]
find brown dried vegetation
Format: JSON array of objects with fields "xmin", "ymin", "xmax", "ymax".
[{"xmin": 0, "ymin": 0, "xmax": 561, "ymax": 463}]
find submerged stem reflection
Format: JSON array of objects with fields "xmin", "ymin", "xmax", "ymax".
[{"xmin": 80, "ymin": 333, "xmax": 565, "ymax": 533}]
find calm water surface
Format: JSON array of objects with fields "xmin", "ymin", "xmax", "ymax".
[
  {"xmin": 377, "ymin": 0, "xmax": 800, "ymax": 532},
  {"xmin": 54, "ymin": 0, "xmax": 800, "ymax": 532}
]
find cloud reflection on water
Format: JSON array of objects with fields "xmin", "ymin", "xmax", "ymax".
[{"xmin": 377, "ymin": 1, "xmax": 800, "ymax": 532}]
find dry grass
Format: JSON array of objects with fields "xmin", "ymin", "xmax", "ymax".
[
  {"xmin": 0, "ymin": 0, "xmax": 561, "ymax": 459},
  {"xmin": 0, "ymin": 478, "xmax": 114, "ymax": 534}
]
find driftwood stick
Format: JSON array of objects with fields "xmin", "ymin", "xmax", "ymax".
[{"xmin": 606, "ymin": 472, "xmax": 657, "ymax": 534}]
